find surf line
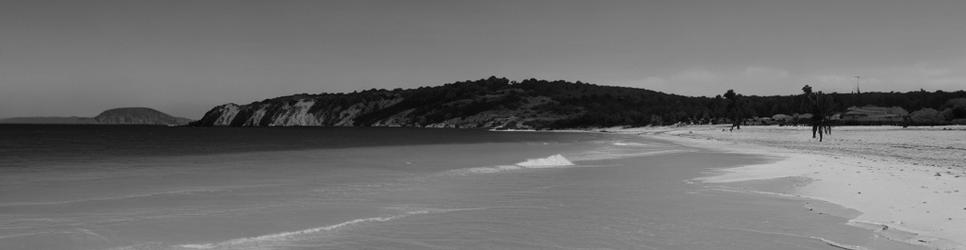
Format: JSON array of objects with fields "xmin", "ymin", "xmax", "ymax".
[{"xmin": 176, "ymin": 207, "xmax": 484, "ymax": 249}]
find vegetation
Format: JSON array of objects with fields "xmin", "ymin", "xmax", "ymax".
[{"xmin": 195, "ymin": 76, "xmax": 966, "ymax": 129}]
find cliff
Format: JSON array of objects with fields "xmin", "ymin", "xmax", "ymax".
[{"xmin": 191, "ymin": 77, "xmax": 694, "ymax": 129}]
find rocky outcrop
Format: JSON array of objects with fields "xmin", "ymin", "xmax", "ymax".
[{"xmin": 191, "ymin": 95, "xmax": 439, "ymax": 128}]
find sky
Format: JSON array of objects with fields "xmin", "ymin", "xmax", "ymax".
[{"xmin": 2, "ymin": 0, "xmax": 965, "ymax": 118}]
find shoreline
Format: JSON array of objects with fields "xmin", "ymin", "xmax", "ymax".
[{"xmin": 618, "ymin": 125, "xmax": 966, "ymax": 250}]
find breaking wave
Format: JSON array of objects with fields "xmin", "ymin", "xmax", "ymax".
[
  {"xmin": 176, "ymin": 207, "xmax": 483, "ymax": 249},
  {"xmin": 716, "ymin": 225, "xmax": 867, "ymax": 250},
  {"xmin": 809, "ymin": 236, "xmax": 866, "ymax": 250},
  {"xmin": 515, "ymin": 154, "xmax": 574, "ymax": 168},
  {"xmin": 446, "ymin": 154, "xmax": 575, "ymax": 175},
  {"xmin": 612, "ymin": 142, "xmax": 649, "ymax": 147},
  {"xmin": 567, "ymin": 149, "xmax": 690, "ymax": 162},
  {"xmin": 447, "ymin": 147, "xmax": 691, "ymax": 176}
]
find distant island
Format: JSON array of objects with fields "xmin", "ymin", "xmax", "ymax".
[
  {"xmin": 191, "ymin": 77, "xmax": 966, "ymax": 129},
  {"xmin": 1, "ymin": 107, "xmax": 191, "ymax": 126}
]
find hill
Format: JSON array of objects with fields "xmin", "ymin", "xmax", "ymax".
[
  {"xmin": 191, "ymin": 77, "xmax": 966, "ymax": 129},
  {"xmin": 1, "ymin": 107, "xmax": 191, "ymax": 126},
  {"xmin": 94, "ymin": 107, "xmax": 193, "ymax": 125}
]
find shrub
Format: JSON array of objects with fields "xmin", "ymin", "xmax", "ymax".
[{"xmin": 910, "ymin": 108, "xmax": 942, "ymax": 124}]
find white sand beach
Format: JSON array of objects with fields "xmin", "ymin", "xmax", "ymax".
[{"xmin": 621, "ymin": 125, "xmax": 966, "ymax": 249}]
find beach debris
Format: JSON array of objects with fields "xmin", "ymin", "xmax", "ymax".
[{"xmin": 935, "ymin": 172, "xmax": 942, "ymax": 176}]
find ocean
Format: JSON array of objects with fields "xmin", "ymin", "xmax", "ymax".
[{"xmin": 0, "ymin": 125, "xmax": 923, "ymax": 249}]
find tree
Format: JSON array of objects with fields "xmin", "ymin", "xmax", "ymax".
[
  {"xmin": 802, "ymin": 85, "xmax": 831, "ymax": 141},
  {"xmin": 910, "ymin": 108, "xmax": 941, "ymax": 124},
  {"xmin": 945, "ymin": 98, "xmax": 966, "ymax": 120},
  {"xmin": 724, "ymin": 89, "xmax": 743, "ymax": 131}
]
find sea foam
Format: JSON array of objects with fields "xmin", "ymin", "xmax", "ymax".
[
  {"xmin": 176, "ymin": 208, "xmax": 481, "ymax": 249},
  {"xmin": 179, "ymin": 216, "xmax": 397, "ymax": 249},
  {"xmin": 445, "ymin": 154, "xmax": 575, "ymax": 175},
  {"xmin": 612, "ymin": 142, "xmax": 648, "ymax": 147},
  {"xmin": 515, "ymin": 154, "xmax": 574, "ymax": 168}
]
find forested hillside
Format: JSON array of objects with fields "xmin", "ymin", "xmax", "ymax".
[{"xmin": 191, "ymin": 77, "xmax": 966, "ymax": 129}]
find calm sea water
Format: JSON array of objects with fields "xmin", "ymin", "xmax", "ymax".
[{"xmin": 0, "ymin": 125, "xmax": 922, "ymax": 249}]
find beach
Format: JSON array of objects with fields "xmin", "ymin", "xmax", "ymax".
[
  {"xmin": 2, "ymin": 125, "xmax": 927, "ymax": 250},
  {"xmin": 623, "ymin": 125, "xmax": 966, "ymax": 249}
]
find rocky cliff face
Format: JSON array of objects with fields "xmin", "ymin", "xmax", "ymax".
[
  {"xmin": 191, "ymin": 86, "xmax": 572, "ymax": 129},
  {"xmin": 94, "ymin": 107, "xmax": 192, "ymax": 125},
  {"xmin": 193, "ymin": 97, "xmax": 545, "ymax": 128},
  {"xmin": 190, "ymin": 77, "xmax": 706, "ymax": 129}
]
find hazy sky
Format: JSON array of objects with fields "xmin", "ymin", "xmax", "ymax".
[{"xmin": 2, "ymin": 0, "xmax": 965, "ymax": 118}]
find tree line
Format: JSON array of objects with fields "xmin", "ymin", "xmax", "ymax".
[{"xmin": 217, "ymin": 76, "xmax": 966, "ymax": 129}]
